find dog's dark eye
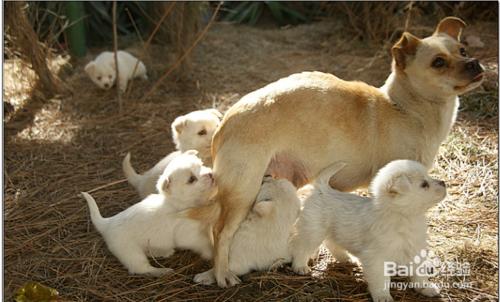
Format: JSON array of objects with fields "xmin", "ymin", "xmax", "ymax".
[
  {"xmin": 431, "ymin": 57, "xmax": 446, "ymax": 68},
  {"xmin": 197, "ymin": 129, "xmax": 207, "ymax": 136},
  {"xmin": 108, "ymin": 75, "xmax": 112, "ymax": 79},
  {"xmin": 97, "ymin": 76, "xmax": 102, "ymax": 80},
  {"xmin": 421, "ymin": 181, "xmax": 429, "ymax": 189},
  {"xmin": 188, "ymin": 175, "xmax": 197, "ymax": 184},
  {"xmin": 459, "ymin": 47, "xmax": 467, "ymax": 57}
]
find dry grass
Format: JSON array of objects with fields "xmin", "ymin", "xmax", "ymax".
[{"xmin": 4, "ymin": 18, "xmax": 498, "ymax": 301}]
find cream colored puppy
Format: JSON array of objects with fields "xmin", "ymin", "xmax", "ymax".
[
  {"xmin": 123, "ymin": 109, "xmax": 222, "ymax": 199},
  {"xmin": 193, "ymin": 176, "xmax": 300, "ymax": 285},
  {"xmin": 84, "ymin": 50, "xmax": 147, "ymax": 92},
  {"xmin": 207, "ymin": 17, "xmax": 484, "ymax": 287},
  {"xmin": 82, "ymin": 151, "xmax": 215, "ymax": 276},
  {"xmin": 290, "ymin": 160, "xmax": 446, "ymax": 302}
]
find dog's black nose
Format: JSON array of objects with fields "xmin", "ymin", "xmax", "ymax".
[
  {"xmin": 104, "ymin": 83, "xmax": 109, "ymax": 88},
  {"xmin": 465, "ymin": 59, "xmax": 483, "ymax": 75},
  {"xmin": 438, "ymin": 180, "xmax": 446, "ymax": 187}
]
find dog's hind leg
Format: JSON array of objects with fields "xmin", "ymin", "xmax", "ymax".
[
  {"xmin": 324, "ymin": 239, "xmax": 351, "ymax": 263},
  {"xmin": 114, "ymin": 247, "xmax": 172, "ymax": 276},
  {"xmin": 290, "ymin": 212, "xmax": 327, "ymax": 275},
  {"xmin": 211, "ymin": 145, "xmax": 270, "ymax": 288}
]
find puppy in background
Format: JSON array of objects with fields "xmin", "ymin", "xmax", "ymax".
[
  {"xmin": 290, "ymin": 160, "xmax": 446, "ymax": 302},
  {"xmin": 84, "ymin": 50, "xmax": 147, "ymax": 92},
  {"xmin": 123, "ymin": 109, "xmax": 222, "ymax": 198},
  {"xmin": 82, "ymin": 150, "xmax": 215, "ymax": 276},
  {"xmin": 193, "ymin": 176, "xmax": 301, "ymax": 285}
]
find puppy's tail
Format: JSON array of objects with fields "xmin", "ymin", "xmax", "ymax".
[
  {"xmin": 81, "ymin": 192, "xmax": 107, "ymax": 233},
  {"xmin": 315, "ymin": 162, "xmax": 347, "ymax": 188},
  {"xmin": 122, "ymin": 152, "xmax": 142, "ymax": 190}
]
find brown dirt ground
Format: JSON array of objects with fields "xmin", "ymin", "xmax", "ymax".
[{"xmin": 4, "ymin": 19, "xmax": 498, "ymax": 301}]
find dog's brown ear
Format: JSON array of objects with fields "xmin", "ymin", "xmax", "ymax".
[
  {"xmin": 391, "ymin": 32, "xmax": 421, "ymax": 70},
  {"xmin": 386, "ymin": 175, "xmax": 411, "ymax": 196},
  {"xmin": 172, "ymin": 116, "xmax": 188, "ymax": 134},
  {"xmin": 434, "ymin": 17, "xmax": 466, "ymax": 41},
  {"xmin": 160, "ymin": 177, "xmax": 170, "ymax": 194},
  {"xmin": 84, "ymin": 62, "xmax": 95, "ymax": 75}
]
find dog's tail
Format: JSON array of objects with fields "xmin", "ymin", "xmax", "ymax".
[
  {"xmin": 315, "ymin": 162, "xmax": 347, "ymax": 187},
  {"xmin": 81, "ymin": 192, "xmax": 108, "ymax": 233},
  {"xmin": 122, "ymin": 152, "xmax": 142, "ymax": 190}
]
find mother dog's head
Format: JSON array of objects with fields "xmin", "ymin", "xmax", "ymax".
[{"xmin": 391, "ymin": 17, "xmax": 484, "ymax": 98}]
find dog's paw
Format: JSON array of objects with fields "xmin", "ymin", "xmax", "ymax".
[
  {"xmin": 415, "ymin": 283, "xmax": 440, "ymax": 297},
  {"xmin": 292, "ymin": 264, "xmax": 311, "ymax": 275},
  {"xmin": 370, "ymin": 293, "xmax": 394, "ymax": 302},
  {"xmin": 215, "ymin": 270, "xmax": 240, "ymax": 288},
  {"xmin": 193, "ymin": 270, "xmax": 215, "ymax": 285}
]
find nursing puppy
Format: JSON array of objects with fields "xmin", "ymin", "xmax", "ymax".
[
  {"xmin": 207, "ymin": 17, "xmax": 484, "ymax": 287},
  {"xmin": 290, "ymin": 160, "xmax": 446, "ymax": 302},
  {"xmin": 85, "ymin": 50, "xmax": 147, "ymax": 92},
  {"xmin": 123, "ymin": 109, "xmax": 222, "ymax": 198},
  {"xmin": 193, "ymin": 176, "xmax": 301, "ymax": 285},
  {"xmin": 82, "ymin": 151, "xmax": 215, "ymax": 276}
]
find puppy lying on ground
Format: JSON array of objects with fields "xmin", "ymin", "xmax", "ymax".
[
  {"xmin": 192, "ymin": 176, "xmax": 300, "ymax": 285},
  {"xmin": 290, "ymin": 160, "xmax": 446, "ymax": 302},
  {"xmin": 207, "ymin": 17, "xmax": 483, "ymax": 287},
  {"xmin": 82, "ymin": 151, "xmax": 215, "ymax": 276},
  {"xmin": 123, "ymin": 109, "xmax": 222, "ymax": 199},
  {"xmin": 85, "ymin": 50, "xmax": 147, "ymax": 92}
]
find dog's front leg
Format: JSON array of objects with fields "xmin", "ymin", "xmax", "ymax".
[
  {"xmin": 118, "ymin": 75, "xmax": 129, "ymax": 93},
  {"xmin": 363, "ymin": 258, "xmax": 393, "ymax": 302},
  {"xmin": 411, "ymin": 274, "xmax": 440, "ymax": 297}
]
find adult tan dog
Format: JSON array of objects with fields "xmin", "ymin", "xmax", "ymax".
[{"xmin": 208, "ymin": 17, "xmax": 484, "ymax": 287}]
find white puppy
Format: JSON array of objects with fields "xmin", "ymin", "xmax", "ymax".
[
  {"xmin": 84, "ymin": 50, "xmax": 147, "ymax": 92},
  {"xmin": 122, "ymin": 109, "xmax": 222, "ymax": 199},
  {"xmin": 193, "ymin": 176, "xmax": 301, "ymax": 285},
  {"xmin": 290, "ymin": 160, "xmax": 446, "ymax": 302},
  {"xmin": 82, "ymin": 151, "xmax": 215, "ymax": 276}
]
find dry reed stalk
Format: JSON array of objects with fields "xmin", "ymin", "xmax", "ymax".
[
  {"xmin": 5, "ymin": 1, "xmax": 68, "ymax": 98},
  {"xmin": 141, "ymin": 2, "xmax": 222, "ymax": 102},
  {"xmin": 112, "ymin": 1, "xmax": 122, "ymax": 112}
]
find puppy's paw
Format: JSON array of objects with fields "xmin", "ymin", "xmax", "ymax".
[
  {"xmin": 292, "ymin": 264, "xmax": 311, "ymax": 275},
  {"xmin": 370, "ymin": 293, "xmax": 394, "ymax": 302},
  {"xmin": 215, "ymin": 270, "xmax": 240, "ymax": 288},
  {"xmin": 194, "ymin": 270, "xmax": 215, "ymax": 285},
  {"xmin": 415, "ymin": 283, "xmax": 440, "ymax": 297}
]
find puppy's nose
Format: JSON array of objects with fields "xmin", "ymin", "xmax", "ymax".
[
  {"xmin": 104, "ymin": 83, "xmax": 109, "ymax": 88},
  {"xmin": 465, "ymin": 59, "xmax": 483, "ymax": 75},
  {"xmin": 438, "ymin": 180, "xmax": 446, "ymax": 187},
  {"xmin": 207, "ymin": 172, "xmax": 213, "ymax": 180}
]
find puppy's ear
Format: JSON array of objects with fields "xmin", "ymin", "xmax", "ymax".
[
  {"xmin": 433, "ymin": 17, "xmax": 466, "ymax": 41},
  {"xmin": 172, "ymin": 116, "xmax": 188, "ymax": 134},
  {"xmin": 386, "ymin": 175, "xmax": 411, "ymax": 196},
  {"xmin": 158, "ymin": 176, "xmax": 170, "ymax": 194},
  {"xmin": 253, "ymin": 201, "xmax": 274, "ymax": 217},
  {"xmin": 185, "ymin": 149, "xmax": 199, "ymax": 156},
  {"xmin": 391, "ymin": 32, "xmax": 421, "ymax": 70},
  {"xmin": 206, "ymin": 109, "xmax": 223, "ymax": 120},
  {"xmin": 84, "ymin": 62, "xmax": 95, "ymax": 75}
]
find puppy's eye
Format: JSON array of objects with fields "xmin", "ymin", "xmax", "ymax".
[
  {"xmin": 188, "ymin": 175, "xmax": 197, "ymax": 184},
  {"xmin": 421, "ymin": 181, "xmax": 429, "ymax": 189},
  {"xmin": 459, "ymin": 47, "xmax": 467, "ymax": 57},
  {"xmin": 197, "ymin": 129, "xmax": 207, "ymax": 136},
  {"xmin": 108, "ymin": 75, "xmax": 112, "ymax": 79},
  {"xmin": 97, "ymin": 76, "xmax": 102, "ymax": 80},
  {"xmin": 431, "ymin": 57, "xmax": 446, "ymax": 68}
]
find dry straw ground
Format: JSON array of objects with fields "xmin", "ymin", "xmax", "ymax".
[{"xmin": 4, "ymin": 18, "xmax": 498, "ymax": 301}]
